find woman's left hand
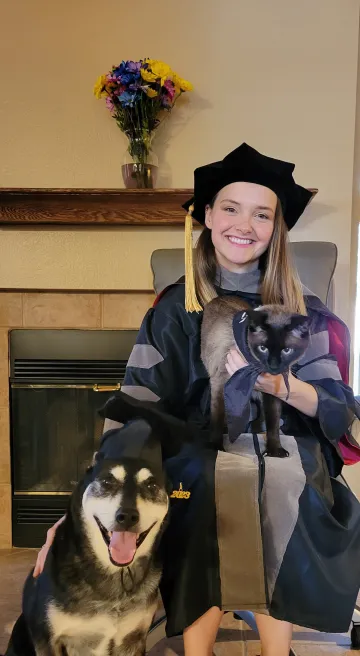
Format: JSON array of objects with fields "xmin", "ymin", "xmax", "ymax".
[
  {"xmin": 226, "ymin": 348, "xmax": 290, "ymax": 399},
  {"xmin": 226, "ymin": 348, "xmax": 318, "ymax": 416},
  {"xmin": 254, "ymin": 371, "xmax": 291, "ymax": 399}
]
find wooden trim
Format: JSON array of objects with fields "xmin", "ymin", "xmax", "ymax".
[
  {"xmin": 0, "ymin": 187, "xmax": 318, "ymax": 227},
  {"xmin": 0, "ymin": 188, "xmax": 192, "ymax": 226}
]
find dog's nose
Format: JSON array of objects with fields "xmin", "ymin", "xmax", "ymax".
[{"xmin": 115, "ymin": 508, "xmax": 140, "ymax": 529}]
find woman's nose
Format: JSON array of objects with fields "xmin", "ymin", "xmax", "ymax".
[{"xmin": 234, "ymin": 215, "xmax": 252, "ymax": 233}]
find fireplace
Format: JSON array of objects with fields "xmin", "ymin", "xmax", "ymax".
[{"xmin": 10, "ymin": 329, "xmax": 137, "ymax": 547}]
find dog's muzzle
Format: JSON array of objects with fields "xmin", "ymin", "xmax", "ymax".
[{"xmin": 94, "ymin": 516, "xmax": 156, "ymax": 567}]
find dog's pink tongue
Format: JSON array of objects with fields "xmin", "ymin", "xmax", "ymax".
[{"xmin": 109, "ymin": 531, "xmax": 137, "ymax": 565}]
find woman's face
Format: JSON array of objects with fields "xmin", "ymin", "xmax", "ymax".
[{"xmin": 205, "ymin": 182, "xmax": 277, "ymax": 272}]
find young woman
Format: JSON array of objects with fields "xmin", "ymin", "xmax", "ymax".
[{"xmin": 25, "ymin": 144, "xmax": 360, "ymax": 656}]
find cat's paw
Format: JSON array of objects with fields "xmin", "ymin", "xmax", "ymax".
[{"xmin": 265, "ymin": 447, "xmax": 289, "ymax": 458}]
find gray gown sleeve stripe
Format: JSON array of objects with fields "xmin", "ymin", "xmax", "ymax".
[
  {"xmin": 121, "ymin": 384, "xmax": 160, "ymax": 402},
  {"xmin": 127, "ymin": 344, "xmax": 164, "ymax": 369},
  {"xmin": 298, "ymin": 331, "xmax": 329, "ymax": 365},
  {"xmin": 296, "ymin": 358, "xmax": 342, "ymax": 382}
]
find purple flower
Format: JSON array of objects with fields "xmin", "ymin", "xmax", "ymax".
[
  {"xmin": 129, "ymin": 81, "xmax": 147, "ymax": 92},
  {"xmin": 125, "ymin": 60, "xmax": 141, "ymax": 74},
  {"xmin": 105, "ymin": 97, "xmax": 115, "ymax": 113},
  {"xmin": 161, "ymin": 95, "xmax": 172, "ymax": 109},
  {"xmin": 163, "ymin": 79, "xmax": 175, "ymax": 102}
]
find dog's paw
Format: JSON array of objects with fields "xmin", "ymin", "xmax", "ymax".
[{"xmin": 265, "ymin": 447, "xmax": 289, "ymax": 458}]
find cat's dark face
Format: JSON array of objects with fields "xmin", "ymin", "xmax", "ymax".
[{"xmin": 246, "ymin": 308, "xmax": 310, "ymax": 374}]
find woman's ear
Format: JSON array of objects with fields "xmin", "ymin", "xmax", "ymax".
[{"xmin": 205, "ymin": 205, "xmax": 212, "ymax": 229}]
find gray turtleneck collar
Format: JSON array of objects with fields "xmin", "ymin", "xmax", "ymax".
[{"xmin": 215, "ymin": 265, "xmax": 262, "ymax": 293}]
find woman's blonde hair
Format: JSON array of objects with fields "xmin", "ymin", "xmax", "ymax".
[{"xmin": 194, "ymin": 200, "xmax": 306, "ymax": 314}]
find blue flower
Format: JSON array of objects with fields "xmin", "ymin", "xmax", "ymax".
[
  {"xmin": 118, "ymin": 90, "xmax": 139, "ymax": 107},
  {"xmin": 111, "ymin": 60, "xmax": 143, "ymax": 90},
  {"xmin": 113, "ymin": 61, "xmax": 141, "ymax": 81},
  {"xmin": 120, "ymin": 73, "xmax": 139, "ymax": 85}
]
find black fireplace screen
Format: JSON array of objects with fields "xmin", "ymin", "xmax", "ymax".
[
  {"xmin": 11, "ymin": 386, "xmax": 114, "ymax": 494},
  {"xmin": 10, "ymin": 329, "xmax": 137, "ymax": 547}
]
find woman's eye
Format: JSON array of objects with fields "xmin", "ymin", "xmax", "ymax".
[
  {"xmin": 255, "ymin": 213, "xmax": 269, "ymax": 221},
  {"xmin": 258, "ymin": 345, "xmax": 268, "ymax": 354},
  {"xmin": 282, "ymin": 347, "xmax": 293, "ymax": 355},
  {"xmin": 224, "ymin": 206, "xmax": 236, "ymax": 213}
]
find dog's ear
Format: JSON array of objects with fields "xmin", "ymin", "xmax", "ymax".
[
  {"xmin": 85, "ymin": 450, "xmax": 101, "ymax": 474},
  {"xmin": 99, "ymin": 392, "xmax": 198, "ymax": 460},
  {"xmin": 165, "ymin": 474, "xmax": 173, "ymax": 497}
]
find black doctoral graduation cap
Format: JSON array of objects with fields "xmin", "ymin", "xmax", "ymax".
[{"xmin": 182, "ymin": 142, "xmax": 315, "ymax": 312}]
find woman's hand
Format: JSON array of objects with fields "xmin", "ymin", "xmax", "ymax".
[
  {"xmin": 254, "ymin": 370, "xmax": 318, "ymax": 417},
  {"xmin": 33, "ymin": 515, "xmax": 65, "ymax": 577},
  {"xmin": 226, "ymin": 348, "xmax": 288, "ymax": 397},
  {"xmin": 225, "ymin": 349, "xmax": 318, "ymax": 417},
  {"xmin": 254, "ymin": 371, "xmax": 290, "ymax": 398},
  {"xmin": 225, "ymin": 348, "xmax": 248, "ymax": 376}
]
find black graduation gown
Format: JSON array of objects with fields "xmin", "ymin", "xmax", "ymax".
[{"xmin": 122, "ymin": 280, "xmax": 360, "ymax": 637}]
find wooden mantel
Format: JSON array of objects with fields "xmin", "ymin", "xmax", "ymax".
[
  {"xmin": 0, "ymin": 187, "xmax": 318, "ymax": 227},
  {"xmin": 0, "ymin": 188, "xmax": 192, "ymax": 226}
]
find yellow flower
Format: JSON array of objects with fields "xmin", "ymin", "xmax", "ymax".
[
  {"xmin": 172, "ymin": 72, "xmax": 193, "ymax": 93},
  {"xmin": 93, "ymin": 74, "xmax": 108, "ymax": 99},
  {"xmin": 141, "ymin": 59, "xmax": 173, "ymax": 86},
  {"xmin": 141, "ymin": 67, "xmax": 157, "ymax": 83},
  {"xmin": 151, "ymin": 60, "xmax": 172, "ymax": 85},
  {"xmin": 146, "ymin": 87, "xmax": 158, "ymax": 98}
]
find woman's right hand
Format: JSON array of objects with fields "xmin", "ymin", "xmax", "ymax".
[
  {"xmin": 33, "ymin": 515, "xmax": 65, "ymax": 577},
  {"xmin": 226, "ymin": 348, "xmax": 248, "ymax": 377}
]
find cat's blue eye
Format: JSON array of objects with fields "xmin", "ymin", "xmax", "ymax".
[
  {"xmin": 282, "ymin": 347, "xmax": 293, "ymax": 355},
  {"xmin": 258, "ymin": 345, "xmax": 268, "ymax": 354}
]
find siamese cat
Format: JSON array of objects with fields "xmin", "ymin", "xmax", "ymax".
[{"xmin": 201, "ymin": 297, "xmax": 310, "ymax": 457}]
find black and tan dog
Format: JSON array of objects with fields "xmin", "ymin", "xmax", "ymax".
[{"xmin": 6, "ymin": 393, "xmax": 193, "ymax": 656}]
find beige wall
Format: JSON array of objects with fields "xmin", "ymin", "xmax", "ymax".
[{"xmin": 0, "ymin": 0, "xmax": 359, "ymax": 321}]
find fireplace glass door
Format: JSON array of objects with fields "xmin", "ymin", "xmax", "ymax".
[
  {"xmin": 11, "ymin": 385, "xmax": 114, "ymax": 494},
  {"xmin": 10, "ymin": 329, "xmax": 137, "ymax": 546}
]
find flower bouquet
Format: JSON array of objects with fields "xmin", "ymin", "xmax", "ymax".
[{"xmin": 94, "ymin": 59, "xmax": 193, "ymax": 188}]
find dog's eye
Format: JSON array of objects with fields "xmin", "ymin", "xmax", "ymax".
[
  {"xmin": 145, "ymin": 480, "xmax": 159, "ymax": 492},
  {"xmin": 100, "ymin": 476, "xmax": 115, "ymax": 488},
  {"xmin": 258, "ymin": 345, "xmax": 268, "ymax": 354},
  {"xmin": 282, "ymin": 347, "xmax": 293, "ymax": 355}
]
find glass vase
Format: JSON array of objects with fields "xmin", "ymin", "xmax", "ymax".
[{"xmin": 121, "ymin": 133, "xmax": 158, "ymax": 189}]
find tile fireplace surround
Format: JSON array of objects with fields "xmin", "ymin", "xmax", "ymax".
[{"xmin": 0, "ymin": 290, "xmax": 155, "ymax": 547}]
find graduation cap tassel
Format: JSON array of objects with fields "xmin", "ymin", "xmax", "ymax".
[{"xmin": 185, "ymin": 204, "xmax": 202, "ymax": 313}]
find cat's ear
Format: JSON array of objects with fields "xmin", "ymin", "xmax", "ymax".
[
  {"xmin": 246, "ymin": 309, "xmax": 267, "ymax": 332},
  {"xmin": 287, "ymin": 314, "xmax": 310, "ymax": 337}
]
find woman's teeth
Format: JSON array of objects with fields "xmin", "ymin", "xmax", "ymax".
[{"xmin": 227, "ymin": 236, "xmax": 253, "ymax": 245}]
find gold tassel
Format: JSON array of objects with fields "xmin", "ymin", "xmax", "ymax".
[{"xmin": 185, "ymin": 204, "xmax": 202, "ymax": 313}]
